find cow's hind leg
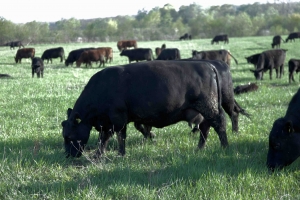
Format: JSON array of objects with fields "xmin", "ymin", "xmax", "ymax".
[
  {"xmin": 198, "ymin": 119, "xmax": 211, "ymax": 149},
  {"xmin": 134, "ymin": 122, "xmax": 155, "ymax": 139},
  {"xmin": 96, "ymin": 129, "xmax": 114, "ymax": 157}
]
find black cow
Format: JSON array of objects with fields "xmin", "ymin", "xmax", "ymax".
[
  {"xmin": 61, "ymin": 60, "xmax": 228, "ymax": 158},
  {"xmin": 211, "ymin": 34, "xmax": 229, "ymax": 44},
  {"xmin": 5, "ymin": 41, "xmax": 24, "ymax": 49},
  {"xmin": 179, "ymin": 33, "xmax": 192, "ymax": 40},
  {"xmin": 156, "ymin": 48, "xmax": 181, "ymax": 60},
  {"xmin": 285, "ymin": 32, "xmax": 300, "ymax": 43},
  {"xmin": 245, "ymin": 53, "xmax": 261, "ymax": 68},
  {"xmin": 31, "ymin": 57, "xmax": 44, "ymax": 78},
  {"xmin": 120, "ymin": 48, "xmax": 153, "ymax": 63},
  {"xmin": 192, "ymin": 49, "xmax": 238, "ymax": 67},
  {"xmin": 41, "ymin": 47, "xmax": 65, "ymax": 64},
  {"xmin": 267, "ymin": 88, "xmax": 300, "ymax": 171},
  {"xmin": 155, "ymin": 44, "xmax": 166, "ymax": 58},
  {"xmin": 234, "ymin": 83, "xmax": 258, "ymax": 95},
  {"xmin": 288, "ymin": 59, "xmax": 300, "ymax": 83},
  {"xmin": 272, "ymin": 35, "xmax": 284, "ymax": 48},
  {"xmin": 250, "ymin": 49, "xmax": 287, "ymax": 80},
  {"xmin": 65, "ymin": 48, "xmax": 95, "ymax": 66}
]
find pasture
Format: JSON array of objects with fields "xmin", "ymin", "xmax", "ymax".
[{"xmin": 0, "ymin": 36, "xmax": 300, "ymax": 199}]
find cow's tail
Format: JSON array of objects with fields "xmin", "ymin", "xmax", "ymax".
[
  {"xmin": 210, "ymin": 64, "xmax": 222, "ymax": 112},
  {"xmin": 228, "ymin": 51, "xmax": 238, "ymax": 65},
  {"xmin": 234, "ymin": 99, "xmax": 251, "ymax": 119}
]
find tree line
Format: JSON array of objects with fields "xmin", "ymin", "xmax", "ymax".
[{"xmin": 1, "ymin": 2, "xmax": 300, "ymax": 44}]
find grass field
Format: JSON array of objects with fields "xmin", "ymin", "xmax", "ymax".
[{"xmin": 0, "ymin": 36, "xmax": 300, "ymax": 199}]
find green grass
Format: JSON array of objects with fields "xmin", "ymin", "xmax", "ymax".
[{"xmin": 1, "ymin": 36, "xmax": 300, "ymax": 199}]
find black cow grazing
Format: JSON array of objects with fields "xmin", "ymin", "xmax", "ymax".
[
  {"xmin": 155, "ymin": 44, "xmax": 166, "ymax": 58},
  {"xmin": 234, "ymin": 83, "xmax": 258, "ymax": 95},
  {"xmin": 272, "ymin": 35, "xmax": 284, "ymax": 48},
  {"xmin": 285, "ymin": 32, "xmax": 300, "ymax": 43},
  {"xmin": 5, "ymin": 41, "xmax": 24, "ymax": 49},
  {"xmin": 65, "ymin": 48, "xmax": 95, "ymax": 66},
  {"xmin": 211, "ymin": 34, "xmax": 229, "ymax": 44},
  {"xmin": 267, "ymin": 88, "xmax": 300, "ymax": 171},
  {"xmin": 245, "ymin": 53, "xmax": 261, "ymax": 67},
  {"xmin": 120, "ymin": 48, "xmax": 153, "ymax": 63},
  {"xmin": 61, "ymin": 60, "xmax": 229, "ymax": 158},
  {"xmin": 31, "ymin": 57, "xmax": 44, "ymax": 78},
  {"xmin": 288, "ymin": 58, "xmax": 300, "ymax": 83},
  {"xmin": 250, "ymin": 49, "xmax": 287, "ymax": 80},
  {"xmin": 156, "ymin": 48, "xmax": 181, "ymax": 60},
  {"xmin": 179, "ymin": 33, "xmax": 192, "ymax": 40},
  {"xmin": 192, "ymin": 49, "xmax": 238, "ymax": 67},
  {"xmin": 41, "ymin": 47, "xmax": 65, "ymax": 64}
]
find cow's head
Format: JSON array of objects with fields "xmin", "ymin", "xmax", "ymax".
[
  {"xmin": 271, "ymin": 43, "xmax": 275, "ymax": 48},
  {"xmin": 267, "ymin": 118, "xmax": 300, "ymax": 171},
  {"xmin": 61, "ymin": 108, "xmax": 92, "ymax": 158},
  {"xmin": 249, "ymin": 68, "xmax": 264, "ymax": 80}
]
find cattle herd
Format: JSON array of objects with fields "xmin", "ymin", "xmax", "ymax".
[{"xmin": 2, "ymin": 32, "xmax": 300, "ymax": 171}]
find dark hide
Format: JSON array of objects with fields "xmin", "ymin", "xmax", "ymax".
[
  {"xmin": 65, "ymin": 48, "xmax": 95, "ymax": 66},
  {"xmin": 192, "ymin": 49, "xmax": 238, "ymax": 67},
  {"xmin": 31, "ymin": 57, "xmax": 44, "ymax": 78},
  {"xmin": 288, "ymin": 58, "xmax": 300, "ymax": 83},
  {"xmin": 245, "ymin": 53, "xmax": 261, "ymax": 67},
  {"xmin": 76, "ymin": 48, "xmax": 106, "ymax": 67},
  {"xmin": 117, "ymin": 40, "xmax": 137, "ymax": 51},
  {"xmin": 156, "ymin": 48, "xmax": 181, "ymax": 60},
  {"xmin": 155, "ymin": 44, "xmax": 166, "ymax": 57},
  {"xmin": 120, "ymin": 48, "xmax": 153, "ymax": 63},
  {"xmin": 250, "ymin": 49, "xmax": 287, "ymax": 80},
  {"xmin": 267, "ymin": 88, "xmax": 300, "ymax": 170},
  {"xmin": 285, "ymin": 32, "xmax": 300, "ymax": 43},
  {"xmin": 211, "ymin": 34, "xmax": 229, "ymax": 44},
  {"xmin": 234, "ymin": 83, "xmax": 258, "ymax": 95},
  {"xmin": 5, "ymin": 41, "xmax": 24, "ymax": 49},
  {"xmin": 61, "ymin": 60, "xmax": 228, "ymax": 158},
  {"xmin": 271, "ymin": 35, "xmax": 284, "ymax": 48},
  {"xmin": 14, "ymin": 48, "xmax": 35, "ymax": 63},
  {"xmin": 41, "ymin": 47, "xmax": 65, "ymax": 64},
  {"xmin": 179, "ymin": 33, "xmax": 192, "ymax": 40}
]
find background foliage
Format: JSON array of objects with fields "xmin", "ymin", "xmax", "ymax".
[{"xmin": 1, "ymin": 2, "xmax": 300, "ymax": 44}]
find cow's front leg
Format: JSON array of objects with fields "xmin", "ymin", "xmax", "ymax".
[
  {"xmin": 117, "ymin": 126, "xmax": 127, "ymax": 156},
  {"xmin": 269, "ymin": 68, "xmax": 273, "ymax": 80},
  {"xmin": 96, "ymin": 129, "xmax": 113, "ymax": 157}
]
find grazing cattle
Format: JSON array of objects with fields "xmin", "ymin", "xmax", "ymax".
[
  {"xmin": 156, "ymin": 48, "xmax": 181, "ymax": 60},
  {"xmin": 41, "ymin": 47, "xmax": 65, "ymax": 64},
  {"xmin": 250, "ymin": 49, "xmax": 287, "ymax": 80},
  {"xmin": 61, "ymin": 60, "xmax": 229, "ymax": 158},
  {"xmin": 14, "ymin": 48, "xmax": 35, "ymax": 63},
  {"xmin": 285, "ymin": 32, "xmax": 300, "ymax": 43},
  {"xmin": 31, "ymin": 57, "xmax": 44, "ymax": 78},
  {"xmin": 234, "ymin": 83, "xmax": 258, "ymax": 95},
  {"xmin": 267, "ymin": 88, "xmax": 300, "ymax": 171},
  {"xmin": 245, "ymin": 53, "xmax": 261, "ymax": 67},
  {"xmin": 135, "ymin": 59, "xmax": 250, "ymax": 141},
  {"xmin": 100, "ymin": 47, "xmax": 113, "ymax": 63},
  {"xmin": 76, "ymin": 48, "xmax": 106, "ymax": 68},
  {"xmin": 5, "ymin": 41, "xmax": 24, "ymax": 49},
  {"xmin": 288, "ymin": 58, "xmax": 300, "ymax": 83},
  {"xmin": 65, "ymin": 47, "xmax": 95, "ymax": 66},
  {"xmin": 155, "ymin": 44, "xmax": 166, "ymax": 58},
  {"xmin": 120, "ymin": 48, "xmax": 153, "ymax": 63},
  {"xmin": 192, "ymin": 49, "xmax": 238, "ymax": 67},
  {"xmin": 117, "ymin": 40, "xmax": 137, "ymax": 51},
  {"xmin": 211, "ymin": 34, "xmax": 229, "ymax": 44},
  {"xmin": 179, "ymin": 33, "xmax": 192, "ymax": 40},
  {"xmin": 272, "ymin": 35, "xmax": 284, "ymax": 48}
]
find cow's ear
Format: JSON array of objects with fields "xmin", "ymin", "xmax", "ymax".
[
  {"xmin": 61, "ymin": 120, "xmax": 67, "ymax": 127},
  {"xmin": 284, "ymin": 121, "xmax": 294, "ymax": 134},
  {"xmin": 67, "ymin": 108, "xmax": 73, "ymax": 117}
]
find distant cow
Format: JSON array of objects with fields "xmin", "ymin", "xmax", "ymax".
[
  {"xmin": 15, "ymin": 48, "xmax": 35, "ymax": 63},
  {"xmin": 288, "ymin": 59, "xmax": 300, "ymax": 83},
  {"xmin": 65, "ymin": 47, "xmax": 95, "ymax": 66},
  {"xmin": 31, "ymin": 57, "xmax": 44, "ymax": 78},
  {"xmin": 272, "ymin": 35, "xmax": 284, "ymax": 48},
  {"xmin": 117, "ymin": 40, "xmax": 137, "ymax": 51},
  {"xmin": 76, "ymin": 49, "xmax": 105, "ymax": 68},
  {"xmin": 245, "ymin": 53, "xmax": 261, "ymax": 67},
  {"xmin": 41, "ymin": 47, "xmax": 65, "ymax": 64},
  {"xmin": 5, "ymin": 41, "xmax": 24, "ymax": 49},
  {"xmin": 120, "ymin": 48, "xmax": 153, "ymax": 63},
  {"xmin": 267, "ymin": 88, "xmax": 300, "ymax": 171},
  {"xmin": 155, "ymin": 44, "xmax": 166, "ymax": 58},
  {"xmin": 234, "ymin": 83, "xmax": 258, "ymax": 95},
  {"xmin": 192, "ymin": 49, "xmax": 238, "ymax": 67},
  {"xmin": 211, "ymin": 34, "xmax": 229, "ymax": 44},
  {"xmin": 156, "ymin": 48, "xmax": 181, "ymax": 60},
  {"xmin": 285, "ymin": 32, "xmax": 300, "ymax": 43},
  {"xmin": 250, "ymin": 49, "xmax": 287, "ymax": 80},
  {"xmin": 179, "ymin": 33, "xmax": 192, "ymax": 40}
]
